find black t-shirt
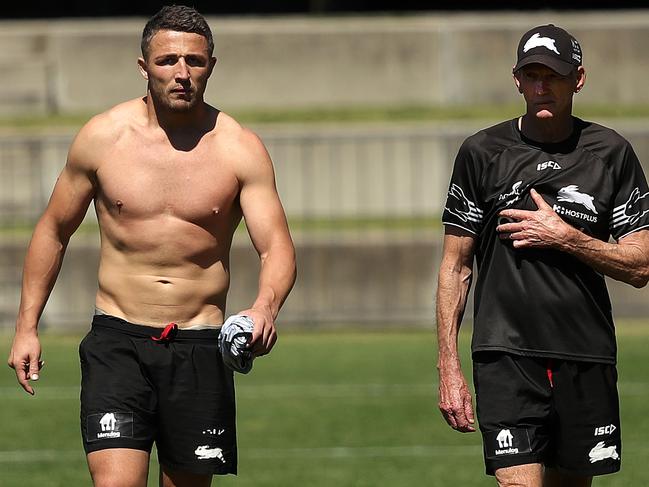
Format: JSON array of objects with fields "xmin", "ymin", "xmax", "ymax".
[{"xmin": 442, "ymin": 117, "xmax": 649, "ymax": 364}]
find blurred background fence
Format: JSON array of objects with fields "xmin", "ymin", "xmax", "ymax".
[
  {"xmin": 2, "ymin": 11, "xmax": 649, "ymax": 330},
  {"xmin": 3, "ymin": 121, "xmax": 649, "ymax": 329}
]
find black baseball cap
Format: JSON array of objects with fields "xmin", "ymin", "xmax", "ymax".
[{"xmin": 513, "ymin": 24, "xmax": 582, "ymax": 76}]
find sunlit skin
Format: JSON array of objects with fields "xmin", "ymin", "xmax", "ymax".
[
  {"xmin": 138, "ymin": 30, "xmax": 216, "ymax": 119},
  {"xmin": 513, "ymin": 63, "xmax": 585, "ymax": 143}
]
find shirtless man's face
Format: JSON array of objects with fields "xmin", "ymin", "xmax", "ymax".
[{"xmin": 139, "ymin": 30, "xmax": 216, "ymax": 112}]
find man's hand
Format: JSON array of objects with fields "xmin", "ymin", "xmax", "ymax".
[
  {"xmin": 7, "ymin": 331, "xmax": 44, "ymax": 396},
  {"xmin": 438, "ymin": 364, "xmax": 475, "ymax": 432},
  {"xmin": 237, "ymin": 306, "xmax": 277, "ymax": 357},
  {"xmin": 497, "ymin": 188, "xmax": 574, "ymax": 249}
]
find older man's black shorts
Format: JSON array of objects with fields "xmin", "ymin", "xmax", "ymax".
[
  {"xmin": 473, "ymin": 352, "xmax": 621, "ymax": 477},
  {"xmin": 79, "ymin": 314, "xmax": 237, "ymax": 475}
]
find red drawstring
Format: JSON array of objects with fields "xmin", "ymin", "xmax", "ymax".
[
  {"xmin": 546, "ymin": 359, "xmax": 554, "ymax": 388},
  {"xmin": 151, "ymin": 323, "xmax": 178, "ymax": 342}
]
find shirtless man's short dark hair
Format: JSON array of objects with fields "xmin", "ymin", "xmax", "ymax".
[{"xmin": 141, "ymin": 5, "xmax": 214, "ymax": 59}]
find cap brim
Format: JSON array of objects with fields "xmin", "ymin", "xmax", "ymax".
[{"xmin": 513, "ymin": 55, "xmax": 575, "ymax": 76}]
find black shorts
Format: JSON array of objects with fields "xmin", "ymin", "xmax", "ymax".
[
  {"xmin": 473, "ymin": 352, "xmax": 621, "ymax": 477},
  {"xmin": 79, "ymin": 314, "xmax": 237, "ymax": 475}
]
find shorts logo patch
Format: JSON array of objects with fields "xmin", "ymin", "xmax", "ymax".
[
  {"xmin": 485, "ymin": 427, "xmax": 532, "ymax": 459},
  {"xmin": 86, "ymin": 412, "xmax": 134, "ymax": 442},
  {"xmin": 589, "ymin": 441, "xmax": 620, "ymax": 463},
  {"xmin": 594, "ymin": 424, "xmax": 617, "ymax": 436},
  {"xmin": 496, "ymin": 428, "xmax": 514, "ymax": 448},
  {"xmin": 202, "ymin": 428, "xmax": 226, "ymax": 436},
  {"xmin": 100, "ymin": 413, "xmax": 117, "ymax": 432},
  {"xmin": 195, "ymin": 445, "xmax": 227, "ymax": 463}
]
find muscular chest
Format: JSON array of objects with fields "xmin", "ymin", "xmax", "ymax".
[
  {"xmin": 483, "ymin": 148, "xmax": 612, "ymax": 236},
  {"xmin": 96, "ymin": 141, "xmax": 239, "ymax": 222}
]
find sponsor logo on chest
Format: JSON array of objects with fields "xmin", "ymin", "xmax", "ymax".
[
  {"xmin": 498, "ymin": 181, "xmax": 524, "ymax": 206},
  {"xmin": 553, "ymin": 184, "xmax": 599, "ymax": 223}
]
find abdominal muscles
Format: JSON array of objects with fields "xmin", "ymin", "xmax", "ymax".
[{"xmin": 95, "ymin": 213, "xmax": 234, "ymax": 327}]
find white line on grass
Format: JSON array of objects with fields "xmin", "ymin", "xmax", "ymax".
[{"xmin": 1, "ymin": 381, "xmax": 648, "ymax": 399}]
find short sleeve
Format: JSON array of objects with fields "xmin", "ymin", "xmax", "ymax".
[
  {"xmin": 442, "ymin": 138, "xmax": 484, "ymax": 235},
  {"xmin": 610, "ymin": 142, "xmax": 649, "ymax": 240}
]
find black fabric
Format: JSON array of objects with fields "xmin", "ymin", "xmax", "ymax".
[
  {"xmin": 80, "ymin": 314, "xmax": 237, "ymax": 475},
  {"xmin": 474, "ymin": 352, "xmax": 621, "ymax": 476},
  {"xmin": 442, "ymin": 117, "xmax": 649, "ymax": 363}
]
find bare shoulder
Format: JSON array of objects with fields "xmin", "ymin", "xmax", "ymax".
[
  {"xmin": 68, "ymin": 98, "xmax": 147, "ymax": 172},
  {"xmin": 214, "ymin": 112, "xmax": 272, "ymax": 179}
]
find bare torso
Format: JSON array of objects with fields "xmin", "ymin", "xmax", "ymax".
[
  {"xmin": 92, "ymin": 99, "xmax": 244, "ymax": 327},
  {"xmin": 9, "ymin": 28, "xmax": 294, "ymax": 398}
]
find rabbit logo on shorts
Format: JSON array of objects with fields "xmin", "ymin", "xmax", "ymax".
[
  {"xmin": 195, "ymin": 445, "xmax": 227, "ymax": 463},
  {"xmin": 589, "ymin": 441, "xmax": 620, "ymax": 463}
]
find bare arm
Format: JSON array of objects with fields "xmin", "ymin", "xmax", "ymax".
[
  {"xmin": 498, "ymin": 189, "xmax": 649, "ymax": 288},
  {"xmin": 236, "ymin": 130, "xmax": 297, "ymax": 356},
  {"xmin": 8, "ymin": 128, "xmax": 97, "ymax": 394},
  {"xmin": 436, "ymin": 227, "xmax": 476, "ymax": 432}
]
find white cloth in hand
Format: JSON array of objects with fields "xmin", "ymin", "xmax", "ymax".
[{"xmin": 219, "ymin": 315, "xmax": 255, "ymax": 374}]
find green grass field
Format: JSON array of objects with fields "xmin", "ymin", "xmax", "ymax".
[{"xmin": 1, "ymin": 326, "xmax": 649, "ymax": 486}]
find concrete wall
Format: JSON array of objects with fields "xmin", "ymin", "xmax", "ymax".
[
  {"xmin": 3, "ymin": 11, "xmax": 649, "ymax": 115},
  {"xmin": 1, "ymin": 233, "xmax": 647, "ymax": 331}
]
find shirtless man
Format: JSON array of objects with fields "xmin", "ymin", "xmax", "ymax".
[{"xmin": 7, "ymin": 6, "xmax": 296, "ymax": 487}]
